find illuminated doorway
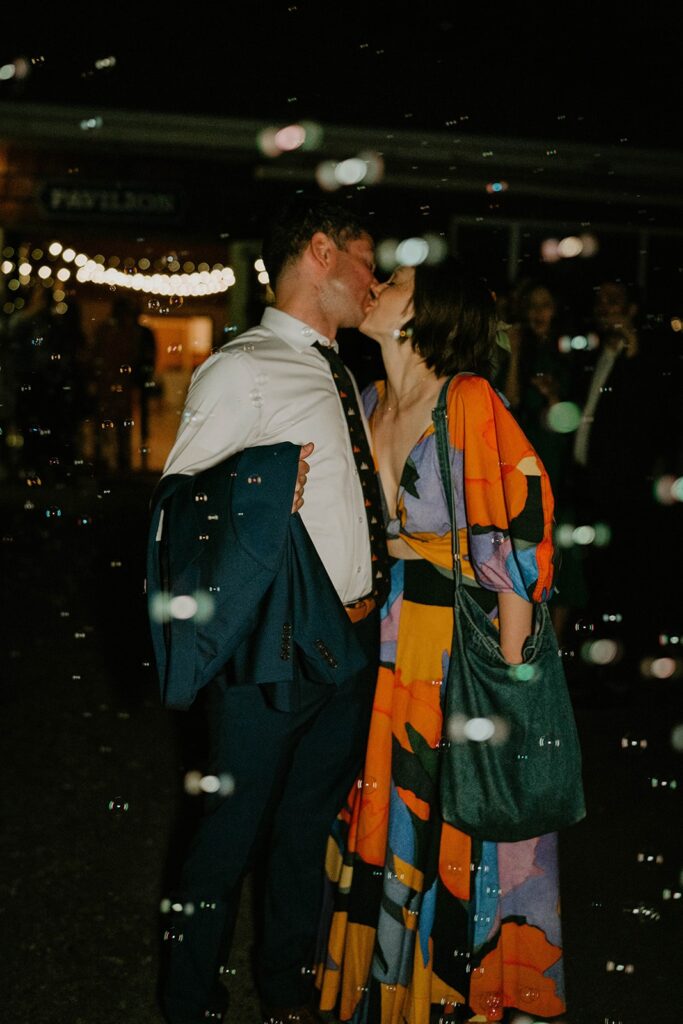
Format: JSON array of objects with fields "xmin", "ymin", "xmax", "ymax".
[{"xmin": 135, "ymin": 314, "xmax": 213, "ymax": 472}]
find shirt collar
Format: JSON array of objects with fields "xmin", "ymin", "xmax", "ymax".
[{"xmin": 261, "ymin": 306, "xmax": 338, "ymax": 353}]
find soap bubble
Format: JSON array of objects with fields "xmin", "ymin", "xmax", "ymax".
[
  {"xmin": 463, "ymin": 717, "xmax": 496, "ymax": 742},
  {"xmin": 671, "ymin": 723, "xmax": 683, "ymax": 752},
  {"xmin": 448, "ymin": 714, "xmax": 509, "ymax": 745},
  {"xmin": 107, "ymin": 796, "xmax": 129, "ymax": 814},
  {"xmin": 169, "ymin": 595, "xmax": 197, "ymax": 620},
  {"xmin": 395, "ymin": 237, "xmax": 430, "ymax": 266},
  {"xmin": 547, "ymin": 402, "xmax": 582, "ymax": 433},
  {"xmin": 582, "ymin": 639, "xmax": 622, "ymax": 665}
]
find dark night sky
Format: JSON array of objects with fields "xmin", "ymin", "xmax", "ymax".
[{"xmin": 1, "ymin": 2, "xmax": 679, "ymax": 148}]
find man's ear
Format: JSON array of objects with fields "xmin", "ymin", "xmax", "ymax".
[{"xmin": 309, "ymin": 232, "xmax": 334, "ymax": 270}]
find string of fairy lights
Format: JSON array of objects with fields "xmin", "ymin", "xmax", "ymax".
[{"xmin": 0, "ymin": 239, "xmax": 238, "ymax": 316}]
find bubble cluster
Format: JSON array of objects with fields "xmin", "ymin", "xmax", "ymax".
[
  {"xmin": 648, "ymin": 776, "xmax": 677, "ymax": 789},
  {"xmin": 623, "ymin": 902, "xmax": 661, "ymax": 922},
  {"xmin": 620, "ymin": 735, "xmax": 648, "ymax": 750},
  {"xmin": 605, "ymin": 961, "xmax": 635, "ymax": 974},
  {"xmin": 636, "ymin": 852, "xmax": 664, "ymax": 864}
]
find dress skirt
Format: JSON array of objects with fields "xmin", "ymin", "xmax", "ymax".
[{"xmin": 316, "ymin": 557, "xmax": 566, "ymax": 1023}]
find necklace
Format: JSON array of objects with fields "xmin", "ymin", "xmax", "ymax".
[{"xmin": 384, "ymin": 372, "xmax": 437, "ymax": 412}]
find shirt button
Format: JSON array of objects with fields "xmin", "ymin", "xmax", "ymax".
[
  {"xmin": 358, "ymin": 516, "xmax": 364, "ymax": 523},
  {"xmin": 356, "ymin": 566, "xmax": 361, "ymax": 573}
]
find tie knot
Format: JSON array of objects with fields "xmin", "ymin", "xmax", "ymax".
[{"xmin": 313, "ymin": 340, "xmax": 339, "ymax": 364}]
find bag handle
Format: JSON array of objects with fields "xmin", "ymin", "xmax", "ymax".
[{"xmin": 432, "ymin": 376, "xmax": 462, "ymax": 592}]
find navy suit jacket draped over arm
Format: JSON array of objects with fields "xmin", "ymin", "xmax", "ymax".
[{"xmin": 146, "ymin": 442, "xmax": 368, "ymax": 710}]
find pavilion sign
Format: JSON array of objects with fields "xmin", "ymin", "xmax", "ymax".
[{"xmin": 40, "ymin": 182, "xmax": 183, "ymax": 223}]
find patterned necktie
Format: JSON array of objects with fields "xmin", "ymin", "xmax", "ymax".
[{"xmin": 314, "ymin": 341, "xmax": 390, "ymax": 608}]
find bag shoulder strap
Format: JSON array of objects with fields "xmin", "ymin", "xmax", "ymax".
[{"xmin": 432, "ymin": 376, "xmax": 462, "ymax": 590}]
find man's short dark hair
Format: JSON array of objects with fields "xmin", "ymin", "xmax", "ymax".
[
  {"xmin": 262, "ymin": 194, "xmax": 370, "ymax": 287},
  {"xmin": 403, "ymin": 258, "xmax": 497, "ymax": 379}
]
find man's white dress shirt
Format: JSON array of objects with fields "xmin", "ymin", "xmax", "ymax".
[{"xmin": 163, "ymin": 307, "xmax": 373, "ymax": 605}]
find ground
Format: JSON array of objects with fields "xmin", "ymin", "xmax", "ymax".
[{"xmin": 1, "ymin": 468, "xmax": 680, "ymax": 1024}]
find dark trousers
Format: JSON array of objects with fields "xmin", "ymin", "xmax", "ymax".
[{"xmin": 161, "ymin": 612, "xmax": 378, "ymax": 1024}]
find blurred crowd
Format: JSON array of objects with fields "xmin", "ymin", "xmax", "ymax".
[{"xmin": 488, "ymin": 275, "xmax": 681, "ymax": 672}]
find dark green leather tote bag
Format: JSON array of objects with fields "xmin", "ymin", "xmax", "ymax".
[{"xmin": 433, "ymin": 378, "xmax": 586, "ymax": 842}]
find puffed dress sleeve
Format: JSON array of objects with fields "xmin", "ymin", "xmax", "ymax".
[{"xmin": 449, "ymin": 375, "xmax": 556, "ymax": 603}]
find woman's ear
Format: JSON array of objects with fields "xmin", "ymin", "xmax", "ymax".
[
  {"xmin": 400, "ymin": 301, "xmax": 415, "ymax": 329},
  {"xmin": 396, "ymin": 310, "xmax": 415, "ymax": 342}
]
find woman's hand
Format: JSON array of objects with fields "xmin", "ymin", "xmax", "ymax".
[
  {"xmin": 605, "ymin": 321, "xmax": 639, "ymax": 358},
  {"xmin": 531, "ymin": 370, "xmax": 560, "ymax": 405},
  {"xmin": 291, "ymin": 442, "xmax": 314, "ymax": 514}
]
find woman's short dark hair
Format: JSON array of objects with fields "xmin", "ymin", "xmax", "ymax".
[
  {"xmin": 262, "ymin": 194, "xmax": 369, "ymax": 287},
  {"xmin": 404, "ymin": 258, "xmax": 497, "ymax": 378}
]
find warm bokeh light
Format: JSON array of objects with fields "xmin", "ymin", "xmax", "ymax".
[
  {"xmin": 274, "ymin": 124, "xmax": 306, "ymax": 152},
  {"xmin": 558, "ymin": 236, "xmax": 583, "ymax": 258}
]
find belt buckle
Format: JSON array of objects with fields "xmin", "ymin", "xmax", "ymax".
[{"xmin": 345, "ymin": 595, "xmax": 376, "ymax": 623}]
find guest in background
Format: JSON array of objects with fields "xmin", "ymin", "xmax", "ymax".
[
  {"xmin": 0, "ymin": 306, "xmax": 18, "ymax": 480},
  {"xmin": 496, "ymin": 280, "xmax": 582, "ymax": 641},
  {"xmin": 92, "ymin": 296, "xmax": 156, "ymax": 473},
  {"xmin": 8, "ymin": 284, "xmax": 86, "ymax": 481},
  {"xmin": 571, "ymin": 279, "xmax": 663, "ymax": 668},
  {"xmin": 498, "ymin": 280, "xmax": 573, "ymax": 481},
  {"xmin": 136, "ymin": 314, "xmax": 157, "ymax": 468}
]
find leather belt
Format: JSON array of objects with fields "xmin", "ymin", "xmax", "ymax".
[{"xmin": 344, "ymin": 595, "xmax": 376, "ymax": 623}]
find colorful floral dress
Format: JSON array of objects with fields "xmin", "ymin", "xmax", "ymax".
[{"xmin": 316, "ymin": 375, "xmax": 564, "ymax": 1023}]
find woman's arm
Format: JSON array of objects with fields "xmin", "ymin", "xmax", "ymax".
[{"xmin": 498, "ymin": 590, "xmax": 533, "ymax": 665}]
